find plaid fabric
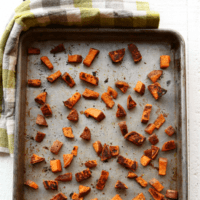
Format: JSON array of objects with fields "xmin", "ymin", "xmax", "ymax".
[{"xmin": 0, "ymin": 0, "xmax": 159, "ymax": 156}]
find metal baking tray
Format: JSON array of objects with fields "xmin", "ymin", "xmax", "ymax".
[{"xmin": 13, "ymin": 28, "xmax": 187, "ymax": 200}]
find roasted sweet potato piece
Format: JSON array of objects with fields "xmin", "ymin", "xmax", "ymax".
[
  {"xmin": 72, "ymin": 193, "xmax": 83, "ymax": 200},
  {"xmin": 50, "ymin": 160, "xmax": 62, "ymax": 173},
  {"xmin": 124, "ymin": 131, "xmax": 146, "ymax": 146},
  {"xmin": 148, "ymin": 82, "xmax": 167, "ymax": 100},
  {"xmin": 127, "ymin": 171, "xmax": 138, "ymax": 179},
  {"xmin": 116, "ymin": 104, "xmax": 126, "ymax": 118},
  {"xmin": 71, "ymin": 146, "xmax": 78, "ymax": 156},
  {"xmin": 68, "ymin": 54, "xmax": 82, "ymax": 63},
  {"xmin": 80, "ymin": 127, "xmax": 91, "ymax": 140},
  {"xmin": 63, "ymin": 92, "xmax": 81, "ymax": 109},
  {"xmin": 148, "ymin": 187, "xmax": 164, "ymax": 200},
  {"xmin": 82, "ymin": 88, "xmax": 99, "ymax": 99},
  {"xmin": 50, "ymin": 44, "xmax": 65, "ymax": 54},
  {"xmin": 36, "ymin": 114, "xmax": 48, "ymax": 127},
  {"xmin": 35, "ymin": 92, "xmax": 47, "ymax": 105},
  {"xmin": 154, "ymin": 114, "xmax": 165, "ymax": 129},
  {"xmin": 144, "ymin": 149, "xmax": 152, "ymax": 159},
  {"xmin": 96, "ymin": 170, "xmax": 109, "ymax": 190},
  {"xmin": 128, "ymin": 43, "xmax": 142, "ymax": 63},
  {"xmin": 149, "ymin": 178, "xmax": 164, "ymax": 192},
  {"xmin": 117, "ymin": 155, "xmax": 138, "ymax": 171},
  {"xmin": 141, "ymin": 104, "xmax": 152, "ymax": 123},
  {"xmin": 50, "ymin": 193, "xmax": 67, "ymax": 200},
  {"xmin": 145, "ymin": 123, "xmax": 156, "ymax": 135},
  {"xmin": 91, "ymin": 199, "xmax": 98, "ymax": 200},
  {"xmin": 28, "ymin": 79, "xmax": 41, "ymax": 87},
  {"xmin": 152, "ymin": 145, "xmax": 160, "ymax": 160},
  {"xmin": 134, "ymin": 81, "xmax": 145, "ymax": 95},
  {"xmin": 79, "ymin": 185, "xmax": 91, "ymax": 197},
  {"xmin": 47, "ymin": 70, "xmax": 62, "ymax": 83},
  {"xmin": 35, "ymin": 131, "xmax": 46, "ymax": 142},
  {"xmin": 160, "ymin": 55, "xmax": 171, "ymax": 69},
  {"xmin": 147, "ymin": 70, "xmax": 163, "ymax": 83},
  {"xmin": 101, "ymin": 92, "xmax": 115, "ymax": 108},
  {"xmin": 127, "ymin": 95, "xmax": 137, "ymax": 110},
  {"xmin": 79, "ymin": 72, "xmax": 99, "ymax": 86},
  {"xmin": 159, "ymin": 157, "xmax": 168, "ymax": 176},
  {"xmin": 75, "ymin": 168, "xmax": 92, "ymax": 182},
  {"xmin": 43, "ymin": 180, "xmax": 58, "ymax": 190},
  {"xmin": 132, "ymin": 193, "xmax": 146, "ymax": 200},
  {"xmin": 148, "ymin": 133, "xmax": 159, "ymax": 145},
  {"xmin": 50, "ymin": 140, "xmax": 63, "ymax": 155},
  {"xmin": 107, "ymin": 86, "xmax": 118, "ymax": 99},
  {"xmin": 140, "ymin": 155, "xmax": 151, "ymax": 166},
  {"xmin": 41, "ymin": 104, "xmax": 52, "ymax": 117},
  {"xmin": 93, "ymin": 141, "xmax": 103, "ymax": 155},
  {"xmin": 135, "ymin": 177, "xmax": 148, "ymax": 188},
  {"xmin": 28, "ymin": 47, "xmax": 40, "ymax": 55},
  {"xmin": 62, "ymin": 72, "xmax": 76, "ymax": 87},
  {"xmin": 162, "ymin": 140, "xmax": 176, "ymax": 151},
  {"xmin": 62, "ymin": 127, "xmax": 74, "ymax": 138},
  {"xmin": 165, "ymin": 125, "xmax": 175, "ymax": 136},
  {"xmin": 83, "ymin": 48, "xmax": 99, "ymax": 67},
  {"xmin": 115, "ymin": 81, "xmax": 129, "ymax": 93},
  {"xmin": 111, "ymin": 194, "xmax": 123, "ymax": 200},
  {"xmin": 110, "ymin": 146, "xmax": 119, "ymax": 157},
  {"xmin": 67, "ymin": 108, "xmax": 79, "ymax": 122},
  {"xmin": 109, "ymin": 48, "xmax": 125, "ymax": 63},
  {"xmin": 101, "ymin": 144, "xmax": 112, "ymax": 161},
  {"xmin": 24, "ymin": 180, "xmax": 38, "ymax": 189},
  {"xmin": 118, "ymin": 121, "xmax": 128, "ymax": 136},
  {"xmin": 115, "ymin": 180, "xmax": 128, "ymax": 189},
  {"xmin": 84, "ymin": 108, "xmax": 105, "ymax": 122},
  {"xmin": 41, "ymin": 56, "xmax": 53, "ymax": 70},
  {"xmin": 31, "ymin": 154, "xmax": 45, "ymax": 164},
  {"xmin": 85, "ymin": 160, "xmax": 97, "ymax": 168},
  {"xmin": 63, "ymin": 154, "xmax": 73, "ymax": 168},
  {"xmin": 55, "ymin": 173, "xmax": 72, "ymax": 182},
  {"xmin": 165, "ymin": 190, "xmax": 178, "ymax": 199}
]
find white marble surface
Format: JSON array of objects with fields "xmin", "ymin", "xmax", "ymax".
[{"xmin": 0, "ymin": 0, "xmax": 197, "ymax": 199}]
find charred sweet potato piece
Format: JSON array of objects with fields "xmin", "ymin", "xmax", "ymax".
[
  {"xmin": 101, "ymin": 92, "xmax": 115, "ymax": 108},
  {"xmin": 140, "ymin": 155, "xmax": 151, "ymax": 166},
  {"xmin": 101, "ymin": 144, "xmax": 111, "ymax": 161},
  {"xmin": 41, "ymin": 56, "xmax": 53, "ymax": 70},
  {"xmin": 111, "ymin": 194, "xmax": 123, "ymax": 200},
  {"xmin": 152, "ymin": 145, "xmax": 160, "ymax": 160},
  {"xmin": 50, "ymin": 44, "xmax": 65, "ymax": 54},
  {"xmin": 149, "ymin": 178, "xmax": 164, "ymax": 192},
  {"xmin": 124, "ymin": 131, "xmax": 146, "ymax": 146},
  {"xmin": 28, "ymin": 47, "xmax": 40, "ymax": 55},
  {"xmin": 36, "ymin": 114, "xmax": 48, "ymax": 127},
  {"xmin": 50, "ymin": 193, "xmax": 67, "ymax": 200},
  {"xmin": 115, "ymin": 180, "xmax": 128, "ymax": 189},
  {"xmin": 159, "ymin": 157, "xmax": 168, "ymax": 176},
  {"xmin": 107, "ymin": 86, "xmax": 118, "ymax": 99},
  {"xmin": 148, "ymin": 133, "xmax": 159, "ymax": 145},
  {"xmin": 115, "ymin": 81, "xmax": 129, "ymax": 93},
  {"xmin": 162, "ymin": 140, "xmax": 176, "ymax": 151},
  {"xmin": 127, "ymin": 95, "xmax": 137, "ymax": 110},
  {"xmin": 62, "ymin": 72, "xmax": 76, "ymax": 87},
  {"xmin": 50, "ymin": 160, "xmax": 62, "ymax": 173},
  {"xmin": 75, "ymin": 168, "xmax": 92, "ymax": 182},
  {"xmin": 160, "ymin": 55, "xmax": 171, "ymax": 69},
  {"xmin": 165, "ymin": 190, "xmax": 178, "ymax": 199},
  {"xmin": 134, "ymin": 81, "xmax": 145, "ymax": 95},
  {"xmin": 128, "ymin": 43, "xmax": 142, "ymax": 63},
  {"xmin": 127, "ymin": 171, "xmax": 138, "ymax": 179},
  {"xmin": 165, "ymin": 125, "xmax": 175, "ymax": 136},
  {"xmin": 50, "ymin": 140, "xmax": 63, "ymax": 155},
  {"xmin": 83, "ymin": 48, "xmax": 99, "ymax": 67},
  {"xmin": 24, "ymin": 180, "xmax": 39, "ymax": 189},
  {"xmin": 80, "ymin": 127, "xmax": 91, "ymax": 140},
  {"xmin": 110, "ymin": 146, "xmax": 119, "ymax": 157},
  {"xmin": 147, "ymin": 70, "xmax": 163, "ymax": 83},
  {"xmin": 148, "ymin": 187, "xmax": 164, "ymax": 200},
  {"xmin": 135, "ymin": 177, "xmax": 148, "ymax": 188},
  {"xmin": 118, "ymin": 121, "xmax": 128, "ymax": 136},
  {"xmin": 79, "ymin": 72, "xmax": 99, "ymax": 86},
  {"xmin": 31, "ymin": 154, "xmax": 45, "ymax": 164},
  {"xmin": 43, "ymin": 180, "xmax": 58, "ymax": 190},
  {"xmin": 116, "ymin": 104, "xmax": 127, "ymax": 118},
  {"xmin": 55, "ymin": 173, "xmax": 72, "ymax": 182},
  {"xmin": 148, "ymin": 82, "xmax": 167, "ymax": 100},
  {"xmin": 145, "ymin": 123, "xmax": 156, "ymax": 135},
  {"xmin": 63, "ymin": 154, "xmax": 73, "ymax": 168},
  {"xmin": 71, "ymin": 146, "xmax": 78, "ymax": 156},
  {"xmin": 67, "ymin": 108, "xmax": 79, "ymax": 122},
  {"xmin": 72, "ymin": 193, "xmax": 83, "ymax": 200},
  {"xmin": 144, "ymin": 149, "xmax": 152, "ymax": 159},
  {"xmin": 62, "ymin": 127, "xmax": 74, "ymax": 138},
  {"xmin": 132, "ymin": 193, "xmax": 145, "ymax": 200},
  {"xmin": 35, "ymin": 92, "xmax": 47, "ymax": 105},
  {"xmin": 109, "ymin": 48, "xmax": 125, "ymax": 63},
  {"xmin": 28, "ymin": 79, "xmax": 41, "ymax": 87},
  {"xmin": 154, "ymin": 114, "xmax": 165, "ymax": 129},
  {"xmin": 35, "ymin": 131, "xmax": 46, "ymax": 142},
  {"xmin": 79, "ymin": 185, "xmax": 91, "ymax": 197},
  {"xmin": 63, "ymin": 92, "xmax": 81, "ymax": 109},
  {"xmin": 41, "ymin": 104, "xmax": 52, "ymax": 117},
  {"xmin": 91, "ymin": 199, "xmax": 98, "ymax": 200},
  {"xmin": 47, "ymin": 70, "xmax": 62, "ymax": 83},
  {"xmin": 84, "ymin": 108, "xmax": 105, "ymax": 122},
  {"xmin": 117, "ymin": 155, "xmax": 138, "ymax": 171},
  {"xmin": 85, "ymin": 160, "xmax": 97, "ymax": 168},
  {"xmin": 96, "ymin": 170, "xmax": 109, "ymax": 190},
  {"xmin": 93, "ymin": 141, "xmax": 103, "ymax": 155},
  {"xmin": 82, "ymin": 88, "xmax": 99, "ymax": 100},
  {"xmin": 68, "ymin": 54, "xmax": 82, "ymax": 63},
  {"xmin": 141, "ymin": 104, "xmax": 152, "ymax": 123}
]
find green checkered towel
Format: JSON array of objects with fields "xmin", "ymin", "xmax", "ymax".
[{"xmin": 0, "ymin": 0, "xmax": 159, "ymax": 156}]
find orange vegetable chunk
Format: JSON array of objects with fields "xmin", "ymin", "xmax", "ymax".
[
  {"xmin": 82, "ymin": 88, "xmax": 99, "ymax": 99},
  {"xmin": 50, "ymin": 193, "xmax": 67, "ymax": 200},
  {"xmin": 41, "ymin": 56, "xmax": 53, "ymax": 70},
  {"xmin": 128, "ymin": 43, "xmax": 142, "ymax": 63},
  {"xmin": 101, "ymin": 92, "xmax": 115, "ymax": 108},
  {"xmin": 35, "ymin": 131, "xmax": 46, "ymax": 142},
  {"xmin": 63, "ymin": 92, "xmax": 81, "ymax": 109},
  {"xmin": 149, "ymin": 178, "xmax": 164, "ymax": 192},
  {"xmin": 50, "ymin": 140, "xmax": 63, "ymax": 155},
  {"xmin": 35, "ymin": 92, "xmax": 47, "ymax": 105},
  {"xmin": 71, "ymin": 146, "xmax": 78, "ymax": 156},
  {"xmin": 79, "ymin": 72, "xmax": 99, "ymax": 85},
  {"xmin": 145, "ymin": 123, "xmax": 156, "ymax": 135},
  {"xmin": 28, "ymin": 79, "xmax": 41, "ymax": 87},
  {"xmin": 160, "ymin": 55, "xmax": 171, "ymax": 69},
  {"xmin": 68, "ymin": 54, "xmax": 82, "ymax": 63},
  {"xmin": 47, "ymin": 70, "xmax": 62, "ymax": 83},
  {"xmin": 165, "ymin": 125, "xmax": 175, "ymax": 136},
  {"xmin": 162, "ymin": 140, "xmax": 176, "ymax": 151},
  {"xmin": 115, "ymin": 81, "xmax": 129, "ymax": 93},
  {"xmin": 109, "ymin": 48, "xmax": 125, "ymax": 63},
  {"xmin": 40, "ymin": 104, "xmax": 52, "ymax": 117},
  {"xmin": 134, "ymin": 81, "xmax": 145, "ymax": 95},
  {"xmin": 148, "ymin": 187, "xmax": 164, "ymax": 200},
  {"xmin": 147, "ymin": 70, "xmax": 163, "ymax": 83},
  {"xmin": 154, "ymin": 114, "xmax": 165, "ymax": 129},
  {"xmin": 132, "ymin": 193, "xmax": 146, "ymax": 200},
  {"xmin": 116, "ymin": 104, "xmax": 126, "ymax": 118},
  {"xmin": 83, "ymin": 48, "xmax": 99, "ymax": 67},
  {"xmin": 62, "ymin": 72, "xmax": 76, "ymax": 87},
  {"xmin": 84, "ymin": 108, "xmax": 105, "ymax": 122},
  {"xmin": 63, "ymin": 154, "xmax": 73, "ymax": 168},
  {"xmin": 96, "ymin": 170, "xmax": 109, "ymax": 190},
  {"xmin": 30, "ymin": 154, "xmax": 45, "ymax": 164},
  {"xmin": 141, "ymin": 104, "xmax": 152, "ymax": 123},
  {"xmin": 24, "ymin": 180, "xmax": 39, "ymax": 189},
  {"xmin": 50, "ymin": 160, "xmax": 62, "ymax": 173},
  {"xmin": 140, "ymin": 155, "xmax": 151, "ymax": 166},
  {"xmin": 159, "ymin": 157, "xmax": 168, "ymax": 176},
  {"xmin": 36, "ymin": 114, "xmax": 48, "ymax": 127},
  {"xmin": 43, "ymin": 180, "xmax": 58, "ymax": 190},
  {"xmin": 107, "ymin": 86, "xmax": 118, "ymax": 99},
  {"xmin": 28, "ymin": 47, "xmax": 40, "ymax": 55}
]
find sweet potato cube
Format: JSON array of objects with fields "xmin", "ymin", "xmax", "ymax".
[
  {"xmin": 165, "ymin": 125, "xmax": 175, "ymax": 136},
  {"xmin": 75, "ymin": 168, "xmax": 92, "ymax": 182},
  {"xmin": 128, "ymin": 43, "xmax": 142, "ymax": 63},
  {"xmin": 80, "ymin": 127, "xmax": 91, "ymax": 140},
  {"xmin": 134, "ymin": 81, "xmax": 145, "ymax": 95},
  {"xmin": 79, "ymin": 72, "xmax": 99, "ymax": 86},
  {"xmin": 28, "ymin": 47, "xmax": 40, "ymax": 55},
  {"xmin": 110, "ymin": 146, "xmax": 119, "ymax": 157},
  {"xmin": 127, "ymin": 95, "xmax": 137, "ymax": 110},
  {"xmin": 160, "ymin": 55, "xmax": 171, "ymax": 69},
  {"xmin": 144, "ymin": 149, "xmax": 152, "ymax": 159},
  {"xmin": 117, "ymin": 155, "xmax": 138, "ymax": 171},
  {"xmin": 165, "ymin": 190, "xmax": 178, "ymax": 199},
  {"xmin": 91, "ymin": 199, "xmax": 98, "ymax": 200},
  {"xmin": 30, "ymin": 154, "xmax": 45, "ymax": 164},
  {"xmin": 132, "ymin": 193, "xmax": 146, "ymax": 200},
  {"xmin": 101, "ymin": 92, "xmax": 115, "ymax": 108},
  {"xmin": 109, "ymin": 48, "xmax": 125, "ymax": 63},
  {"xmin": 149, "ymin": 178, "xmax": 164, "ymax": 192},
  {"xmin": 107, "ymin": 86, "xmax": 118, "ymax": 99},
  {"xmin": 145, "ymin": 123, "xmax": 156, "ymax": 135},
  {"xmin": 83, "ymin": 48, "xmax": 99, "ymax": 67},
  {"xmin": 55, "ymin": 173, "xmax": 72, "ymax": 182},
  {"xmin": 50, "ymin": 193, "xmax": 67, "ymax": 200},
  {"xmin": 115, "ymin": 81, "xmax": 129, "ymax": 93},
  {"xmin": 135, "ymin": 177, "xmax": 148, "ymax": 188},
  {"xmin": 28, "ymin": 79, "xmax": 41, "ymax": 87},
  {"xmin": 118, "ymin": 121, "xmax": 128, "ymax": 136},
  {"xmin": 84, "ymin": 108, "xmax": 105, "ymax": 122},
  {"xmin": 72, "ymin": 193, "xmax": 83, "ymax": 200},
  {"xmin": 41, "ymin": 104, "xmax": 52, "ymax": 117},
  {"xmin": 162, "ymin": 140, "xmax": 176, "ymax": 151},
  {"xmin": 85, "ymin": 160, "xmax": 97, "ymax": 168},
  {"xmin": 148, "ymin": 82, "xmax": 167, "ymax": 100},
  {"xmin": 96, "ymin": 170, "xmax": 109, "ymax": 190},
  {"xmin": 93, "ymin": 141, "xmax": 103, "ymax": 155},
  {"xmin": 127, "ymin": 171, "xmax": 138, "ymax": 179},
  {"xmin": 140, "ymin": 155, "xmax": 151, "ymax": 166},
  {"xmin": 79, "ymin": 185, "xmax": 91, "ymax": 197},
  {"xmin": 111, "ymin": 194, "xmax": 123, "ymax": 200},
  {"xmin": 82, "ymin": 88, "xmax": 99, "ymax": 100},
  {"xmin": 63, "ymin": 154, "xmax": 73, "ymax": 168},
  {"xmin": 50, "ymin": 44, "xmax": 65, "ymax": 54},
  {"xmin": 67, "ymin": 108, "xmax": 79, "ymax": 122},
  {"xmin": 148, "ymin": 133, "xmax": 159, "ymax": 145},
  {"xmin": 101, "ymin": 144, "xmax": 111, "ymax": 161},
  {"xmin": 35, "ymin": 92, "xmax": 47, "ymax": 105},
  {"xmin": 41, "ymin": 56, "xmax": 53, "ymax": 70},
  {"xmin": 71, "ymin": 146, "xmax": 78, "ymax": 156},
  {"xmin": 148, "ymin": 187, "xmax": 164, "ymax": 200},
  {"xmin": 152, "ymin": 145, "xmax": 160, "ymax": 160},
  {"xmin": 62, "ymin": 127, "xmax": 74, "ymax": 139},
  {"xmin": 62, "ymin": 72, "xmax": 76, "ymax": 87},
  {"xmin": 115, "ymin": 180, "xmax": 128, "ymax": 189},
  {"xmin": 36, "ymin": 114, "xmax": 48, "ymax": 127},
  {"xmin": 124, "ymin": 131, "xmax": 146, "ymax": 146},
  {"xmin": 147, "ymin": 70, "xmax": 163, "ymax": 83},
  {"xmin": 63, "ymin": 92, "xmax": 81, "ymax": 109},
  {"xmin": 35, "ymin": 131, "xmax": 46, "ymax": 142},
  {"xmin": 116, "ymin": 104, "xmax": 127, "ymax": 118},
  {"xmin": 24, "ymin": 180, "xmax": 39, "ymax": 189},
  {"xmin": 43, "ymin": 180, "xmax": 58, "ymax": 190},
  {"xmin": 141, "ymin": 104, "xmax": 152, "ymax": 123},
  {"xmin": 50, "ymin": 140, "xmax": 63, "ymax": 155},
  {"xmin": 47, "ymin": 70, "xmax": 62, "ymax": 83},
  {"xmin": 159, "ymin": 157, "xmax": 168, "ymax": 176},
  {"xmin": 154, "ymin": 114, "xmax": 165, "ymax": 129},
  {"xmin": 50, "ymin": 160, "xmax": 62, "ymax": 173},
  {"xmin": 68, "ymin": 54, "xmax": 82, "ymax": 63}
]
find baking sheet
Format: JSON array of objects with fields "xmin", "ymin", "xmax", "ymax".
[{"xmin": 13, "ymin": 28, "xmax": 187, "ymax": 200}]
